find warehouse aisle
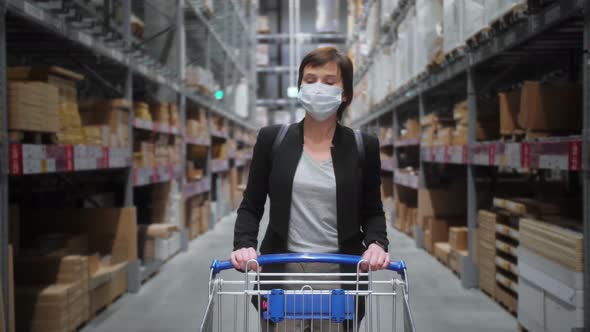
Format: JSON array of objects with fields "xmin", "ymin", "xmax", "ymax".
[{"xmin": 81, "ymin": 211, "xmax": 518, "ymax": 332}]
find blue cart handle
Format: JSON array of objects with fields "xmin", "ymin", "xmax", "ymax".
[{"xmin": 211, "ymin": 253, "xmax": 407, "ymax": 274}]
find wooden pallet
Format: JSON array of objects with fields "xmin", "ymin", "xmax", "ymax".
[
  {"xmin": 490, "ymin": 3, "xmax": 528, "ymax": 32},
  {"xmin": 8, "ymin": 130, "xmax": 57, "ymax": 144},
  {"xmin": 90, "ymin": 293, "xmax": 125, "ymax": 319},
  {"xmin": 480, "ymin": 287, "xmax": 495, "ymax": 302},
  {"xmin": 495, "ymin": 283, "xmax": 518, "ymax": 317},
  {"xmin": 443, "ymin": 46, "xmax": 466, "ymax": 64},
  {"xmin": 466, "ymin": 26, "xmax": 492, "ymax": 48}
]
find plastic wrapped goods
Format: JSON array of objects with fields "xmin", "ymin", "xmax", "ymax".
[
  {"xmin": 484, "ymin": 0, "xmax": 525, "ymax": 24},
  {"xmin": 462, "ymin": 0, "xmax": 486, "ymax": 40},
  {"xmin": 416, "ymin": 0, "xmax": 443, "ymax": 67},
  {"xmin": 381, "ymin": 0, "xmax": 400, "ymax": 27},
  {"xmin": 443, "ymin": 0, "xmax": 463, "ymax": 54},
  {"xmin": 316, "ymin": 0, "xmax": 340, "ymax": 33}
]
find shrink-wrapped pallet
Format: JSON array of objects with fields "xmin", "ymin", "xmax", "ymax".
[
  {"xmin": 443, "ymin": 0, "xmax": 463, "ymax": 54},
  {"xmin": 416, "ymin": 0, "xmax": 443, "ymax": 68},
  {"xmin": 484, "ymin": 0, "xmax": 525, "ymax": 25},
  {"xmin": 462, "ymin": 0, "xmax": 486, "ymax": 40}
]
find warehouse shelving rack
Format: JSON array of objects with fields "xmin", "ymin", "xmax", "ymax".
[
  {"xmin": 349, "ymin": 0, "xmax": 590, "ymax": 326},
  {"xmin": 0, "ymin": 0, "xmax": 257, "ymax": 329}
]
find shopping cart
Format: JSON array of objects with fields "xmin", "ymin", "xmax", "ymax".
[{"xmin": 200, "ymin": 253, "xmax": 416, "ymax": 332}]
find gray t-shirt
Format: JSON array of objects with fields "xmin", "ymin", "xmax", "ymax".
[{"xmin": 287, "ymin": 150, "xmax": 339, "ymax": 253}]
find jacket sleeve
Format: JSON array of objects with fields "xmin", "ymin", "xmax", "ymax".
[
  {"xmin": 233, "ymin": 126, "xmax": 277, "ymax": 251},
  {"xmin": 360, "ymin": 133, "xmax": 390, "ymax": 250}
]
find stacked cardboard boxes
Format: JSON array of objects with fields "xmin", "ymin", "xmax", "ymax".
[
  {"xmin": 134, "ymin": 141, "xmax": 155, "ymax": 168},
  {"xmin": 478, "ymin": 210, "xmax": 497, "ymax": 298},
  {"xmin": 434, "ymin": 242, "xmax": 452, "ymax": 265},
  {"xmin": 393, "ymin": 184, "xmax": 418, "ymax": 236},
  {"xmin": 150, "ymin": 103, "xmax": 169, "ymax": 126},
  {"xmin": 499, "ymin": 81, "xmax": 582, "ymax": 137},
  {"xmin": 186, "ymin": 195, "xmax": 211, "ymax": 239},
  {"xmin": 79, "ymin": 99, "xmax": 130, "ymax": 147},
  {"xmin": 421, "ymin": 113, "xmax": 454, "ymax": 147},
  {"xmin": 211, "ymin": 114, "xmax": 228, "ymax": 135},
  {"xmin": 451, "ymin": 99, "xmax": 500, "ymax": 144},
  {"xmin": 15, "ymin": 207, "xmax": 135, "ymax": 329},
  {"xmin": 169, "ymin": 104, "xmax": 180, "ymax": 129},
  {"xmin": 8, "ymin": 67, "xmax": 85, "ymax": 144},
  {"xmin": 401, "ymin": 118, "xmax": 420, "ymax": 141},
  {"xmin": 7, "ymin": 82, "xmax": 59, "ymax": 133},
  {"xmin": 448, "ymin": 227, "xmax": 468, "ymax": 274},
  {"xmin": 186, "ymin": 108, "xmax": 209, "ymax": 140},
  {"xmin": 154, "ymin": 136, "xmax": 169, "ymax": 167},
  {"xmin": 134, "ymin": 102, "xmax": 151, "ymax": 122},
  {"xmin": 418, "ymin": 185, "xmax": 466, "ymax": 253}
]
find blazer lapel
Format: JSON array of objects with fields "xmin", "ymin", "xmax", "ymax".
[
  {"xmin": 268, "ymin": 121, "xmax": 304, "ymax": 239},
  {"xmin": 331, "ymin": 123, "xmax": 360, "ymax": 244}
]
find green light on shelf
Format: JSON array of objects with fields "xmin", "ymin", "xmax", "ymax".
[{"xmin": 215, "ymin": 90, "xmax": 224, "ymax": 100}]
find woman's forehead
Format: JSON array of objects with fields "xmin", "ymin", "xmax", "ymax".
[{"xmin": 303, "ymin": 62, "xmax": 341, "ymax": 76}]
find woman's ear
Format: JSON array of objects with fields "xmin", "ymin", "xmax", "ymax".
[{"xmin": 342, "ymin": 94, "xmax": 347, "ymax": 102}]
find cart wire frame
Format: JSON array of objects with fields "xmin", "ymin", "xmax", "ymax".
[{"xmin": 200, "ymin": 253, "xmax": 416, "ymax": 332}]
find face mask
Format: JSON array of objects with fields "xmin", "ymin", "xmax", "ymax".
[{"xmin": 297, "ymin": 82, "xmax": 343, "ymax": 122}]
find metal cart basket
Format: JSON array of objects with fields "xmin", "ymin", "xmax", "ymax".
[{"xmin": 200, "ymin": 253, "xmax": 416, "ymax": 332}]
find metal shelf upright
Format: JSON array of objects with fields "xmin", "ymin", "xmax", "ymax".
[
  {"xmin": 0, "ymin": 2, "xmax": 9, "ymax": 330},
  {"xmin": 583, "ymin": 0, "xmax": 590, "ymax": 327}
]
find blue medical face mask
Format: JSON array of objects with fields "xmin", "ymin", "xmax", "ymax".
[{"xmin": 297, "ymin": 82, "xmax": 343, "ymax": 121}]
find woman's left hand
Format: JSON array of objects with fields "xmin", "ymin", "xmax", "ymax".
[{"xmin": 361, "ymin": 243, "xmax": 390, "ymax": 272}]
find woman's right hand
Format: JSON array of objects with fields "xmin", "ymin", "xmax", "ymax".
[{"xmin": 230, "ymin": 247, "xmax": 261, "ymax": 272}]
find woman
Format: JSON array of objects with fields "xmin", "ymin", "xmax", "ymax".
[{"xmin": 230, "ymin": 47, "xmax": 390, "ymax": 330}]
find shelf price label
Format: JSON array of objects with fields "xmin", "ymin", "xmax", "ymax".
[
  {"xmin": 9, "ymin": 144, "xmax": 24, "ymax": 175},
  {"xmin": 569, "ymin": 140, "xmax": 581, "ymax": 171}
]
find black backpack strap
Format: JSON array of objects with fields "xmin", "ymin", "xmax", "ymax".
[
  {"xmin": 272, "ymin": 124, "xmax": 290, "ymax": 157},
  {"xmin": 354, "ymin": 129, "xmax": 365, "ymax": 167}
]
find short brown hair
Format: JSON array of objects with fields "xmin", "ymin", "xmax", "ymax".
[{"xmin": 297, "ymin": 47, "xmax": 354, "ymax": 119}]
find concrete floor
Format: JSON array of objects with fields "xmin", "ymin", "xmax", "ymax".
[{"xmin": 81, "ymin": 211, "xmax": 518, "ymax": 332}]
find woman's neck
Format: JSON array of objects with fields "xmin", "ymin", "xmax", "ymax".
[{"xmin": 303, "ymin": 115, "xmax": 337, "ymax": 143}]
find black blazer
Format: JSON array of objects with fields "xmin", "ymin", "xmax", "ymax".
[{"xmin": 233, "ymin": 120, "xmax": 388, "ymax": 256}]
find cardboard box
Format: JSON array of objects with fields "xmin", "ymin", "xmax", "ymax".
[
  {"xmin": 499, "ymin": 89, "xmax": 521, "ymax": 135},
  {"xmin": 15, "ymin": 255, "xmax": 89, "ymax": 286},
  {"xmin": 16, "ymin": 282, "xmax": 89, "ymax": 332},
  {"xmin": 449, "ymin": 248, "xmax": 468, "ymax": 274},
  {"xmin": 89, "ymin": 262, "xmax": 128, "ymax": 315},
  {"xmin": 26, "ymin": 208, "xmax": 138, "ymax": 263},
  {"xmin": 434, "ymin": 242, "xmax": 451, "ymax": 265},
  {"xmin": 449, "ymin": 227, "xmax": 468, "ymax": 251},
  {"xmin": 150, "ymin": 103, "xmax": 169, "ymax": 123},
  {"xmin": 7, "ymin": 82, "xmax": 59, "ymax": 133},
  {"xmin": 417, "ymin": 185, "xmax": 466, "ymax": 225},
  {"xmin": 423, "ymin": 230, "xmax": 432, "ymax": 253},
  {"xmin": 403, "ymin": 118, "xmax": 420, "ymax": 139},
  {"xmin": 423, "ymin": 218, "xmax": 450, "ymax": 254},
  {"xmin": 434, "ymin": 127, "xmax": 453, "ymax": 146},
  {"xmin": 453, "ymin": 101, "xmax": 468, "ymax": 125},
  {"xmin": 199, "ymin": 201, "xmax": 210, "ymax": 234},
  {"xmin": 518, "ymin": 81, "xmax": 582, "ymax": 132}
]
